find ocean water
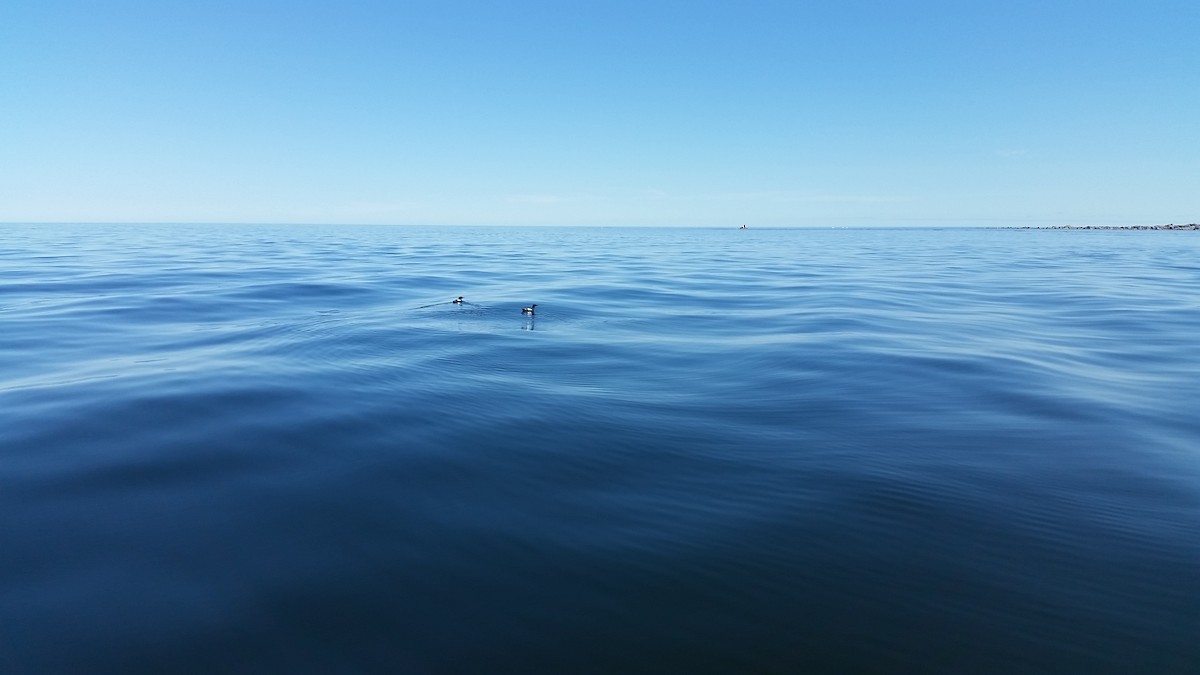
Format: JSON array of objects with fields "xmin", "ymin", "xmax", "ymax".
[{"xmin": 1, "ymin": 223, "xmax": 1198, "ymax": 674}]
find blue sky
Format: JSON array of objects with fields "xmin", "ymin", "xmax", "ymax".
[{"xmin": 2, "ymin": 0, "xmax": 1196, "ymax": 226}]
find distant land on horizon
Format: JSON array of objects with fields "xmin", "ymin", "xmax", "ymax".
[{"xmin": 1016, "ymin": 223, "xmax": 1199, "ymax": 230}]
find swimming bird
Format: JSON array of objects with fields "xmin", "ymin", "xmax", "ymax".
[
  {"xmin": 521, "ymin": 304, "xmax": 538, "ymax": 315},
  {"xmin": 452, "ymin": 296, "xmax": 464, "ymax": 304}
]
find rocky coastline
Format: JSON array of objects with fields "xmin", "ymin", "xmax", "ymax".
[{"xmin": 1019, "ymin": 223, "xmax": 1199, "ymax": 230}]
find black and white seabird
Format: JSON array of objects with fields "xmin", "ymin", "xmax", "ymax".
[
  {"xmin": 521, "ymin": 304, "xmax": 538, "ymax": 315},
  {"xmin": 452, "ymin": 296, "xmax": 464, "ymax": 304}
]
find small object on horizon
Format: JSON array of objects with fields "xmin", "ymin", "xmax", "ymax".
[
  {"xmin": 452, "ymin": 296, "xmax": 464, "ymax": 304},
  {"xmin": 522, "ymin": 304, "xmax": 538, "ymax": 315},
  {"xmin": 739, "ymin": 224, "xmax": 748, "ymax": 229}
]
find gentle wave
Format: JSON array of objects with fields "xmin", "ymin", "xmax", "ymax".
[{"xmin": 2, "ymin": 224, "xmax": 1198, "ymax": 673}]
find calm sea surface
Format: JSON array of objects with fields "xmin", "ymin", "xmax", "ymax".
[{"xmin": 2, "ymin": 224, "xmax": 1198, "ymax": 674}]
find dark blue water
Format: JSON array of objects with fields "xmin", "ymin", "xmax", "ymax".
[{"xmin": 2, "ymin": 224, "xmax": 1198, "ymax": 674}]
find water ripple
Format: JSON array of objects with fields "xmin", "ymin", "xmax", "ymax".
[{"xmin": 2, "ymin": 224, "xmax": 1198, "ymax": 673}]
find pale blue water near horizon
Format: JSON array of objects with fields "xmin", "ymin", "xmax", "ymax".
[{"xmin": 2, "ymin": 223, "xmax": 1198, "ymax": 674}]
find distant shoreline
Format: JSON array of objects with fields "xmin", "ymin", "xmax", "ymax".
[{"xmin": 1015, "ymin": 223, "xmax": 1199, "ymax": 230}]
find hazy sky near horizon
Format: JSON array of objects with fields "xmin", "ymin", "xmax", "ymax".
[{"xmin": 2, "ymin": 1, "xmax": 1196, "ymax": 227}]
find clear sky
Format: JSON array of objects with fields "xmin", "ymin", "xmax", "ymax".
[{"xmin": 2, "ymin": 0, "xmax": 1196, "ymax": 227}]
